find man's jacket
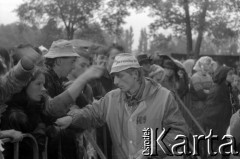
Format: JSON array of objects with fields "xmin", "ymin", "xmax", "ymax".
[{"xmin": 69, "ymin": 78, "xmax": 188, "ymax": 159}]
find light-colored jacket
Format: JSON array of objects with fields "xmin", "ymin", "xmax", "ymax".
[
  {"xmin": 68, "ymin": 78, "xmax": 187, "ymax": 159},
  {"xmin": 0, "ymin": 61, "xmax": 34, "ymax": 104}
]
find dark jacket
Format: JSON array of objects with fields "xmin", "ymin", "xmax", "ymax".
[
  {"xmin": 89, "ymin": 70, "xmax": 115, "ymax": 100},
  {"xmin": 201, "ymin": 66, "xmax": 234, "ymax": 137},
  {"xmin": 44, "ymin": 68, "xmax": 65, "ymax": 98}
]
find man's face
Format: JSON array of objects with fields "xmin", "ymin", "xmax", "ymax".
[
  {"xmin": 113, "ymin": 70, "xmax": 137, "ymax": 93},
  {"xmin": 141, "ymin": 62, "xmax": 151, "ymax": 75},
  {"xmin": 107, "ymin": 49, "xmax": 121, "ymax": 71},
  {"xmin": 70, "ymin": 56, "xmax": 90, "ymax": 77},
  {"xmin": 58, "ymin": 57, "xmax": 76, "ymax": 77}
]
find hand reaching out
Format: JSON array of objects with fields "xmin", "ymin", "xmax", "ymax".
[
  {"xmin": 55, "ymin": 116, "xmax": 73, "ymax": 129},
  {"xmin": 82, "ymin": 65, "xmax": 104, "ymax": 80}
]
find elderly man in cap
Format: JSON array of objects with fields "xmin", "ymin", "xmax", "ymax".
[
  {"xmin": 56, "ymin": 53, "xmax": 187, "ymax": 159},
  {"xmin": 44, "ymin": 39, "xmax": 79, "ymax": 97},
  {"xmin": 43, "ymin": 39, "xmax": 80, "ymax": 159}
]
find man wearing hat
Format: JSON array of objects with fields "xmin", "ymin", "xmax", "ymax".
[
  {"xmin": 136, "ymin": 54, "xmax": 151, "ymax": 77},
  {"xmin": 56, "ymin": 53, "xmax": 187, "ymax": 159},
  {"xmin": 44, "ymin": 39, "xmax": 79, "ymax": 97},
  {"xmin": 43, "ymin": 39, "xmax": 79, "ymax": 159}
]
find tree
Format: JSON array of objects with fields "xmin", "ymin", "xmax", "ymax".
[
  {"xmin": 123, "ymin": 26, "xmax": 134, "ymax": 52},
  {"xmin": 74, "ymin": 22, "xmax": 110, "ymax": 45},
  {"xmin": 0, "ymin": 23, "xmax": 43, "ymax": 48},
  {"xmin": 101, "ymin": 0, "xmax": 131, "ymax": 42},
  {"xmin": 138, "ymin": 28, "xmax": 148, "ymax": 54},
  {"xmin": 148, "ymin": 34, "xmax": 172, "ymax": 55},
  {"xmin": 130, "ymin": 0, "xmax": 240, "ymax": 58},
  {"xmin": 41, "ymin": 18, "xmax": 64, "ymax": 48},
  {"xmin": 16, "ymin": 0, "xmax": 101, "ymax": 40}
]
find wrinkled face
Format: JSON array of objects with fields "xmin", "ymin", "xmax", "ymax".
[
  {"xmin": 95, "ymin": 55, "xmax": 108, "ymax": 68},
  {"xmin": 58, "ymin": 57, "xmax": 76, "ymax": 77},
  {"xmin": 26, "ymin": 74, "xmax": 45, "ymax": 102},
  {"xmin": 70, "ymin": 56, "xmax": 90, "ymax": 78},
  {"xmin": 113, "ymin": 70, "xmax": 138, "ymax": 93},
  {"xmin": 107, "ymin": 49, "xmax": 121, "ymax": 71},
  {"xmin": 152, "ymin": 72, "xmax": 164, "ymax": 84},
  {"xmin": 226, "ymin": 70, "xmax": 234, "ymax": 83}
]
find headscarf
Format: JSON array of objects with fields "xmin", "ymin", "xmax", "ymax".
[
  {"xmin": 193, "ymin": 56, "xmax": 213, "ymax": 72},
  {"xmin": 213, "ymin": 66, "xmax": 232, "ymax": 85}
]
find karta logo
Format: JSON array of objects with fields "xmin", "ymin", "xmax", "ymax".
[{"xmin": 142, "ymin": 128, "xmax": 239, "ymax": 156}]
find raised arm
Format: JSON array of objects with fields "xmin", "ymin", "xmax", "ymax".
[
  {"xmin": 55, "ymin": 91, "xmax": 111, "ymax": 130},
  {"xmin": 45, "ymin": 65, "xmax": 104, "ymax": 117},
  {"xmin": 0, "ymin": 50, "xmax": 40, "ymax": 103}
]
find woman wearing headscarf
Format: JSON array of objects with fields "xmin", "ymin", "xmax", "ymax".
[
  {"xmin": 201, "ymin": 66, "xmax": 235, "ymax": 157},
  {"xmin": 183, "ymin": 59, "xmax": 195, "ymax": 79},
  {"xmin": 189, "ymin": 56, "xmax": 214, "ymax": 132}
]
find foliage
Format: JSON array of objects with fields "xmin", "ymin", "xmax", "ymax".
[
  {"xmin": 101, "ymin": 0, "xmax": 131, "ymax": 39},
  {"xmin": 74, "ymin": 22, "xmax": 110, "ymax": 45},
  {"xmin": 138, "ymin": 28, "xmax": 148, "ymax": 54},
  {"xmin": 122, "ymin": 26, "xmax": 134, "ymax": 52},
  {"xmin": 129, "ymin": 0, "xmax": 240, "ymax": 57},
  {"xmin": 148, "ymin": 34, "xmax": 172, "ymax": 55},
  {"xmin": 0, "ymin": 23, "xmax": 43, "ymax": 48},
  {"xmin": 40, "ymin": 18, "xmax": 64, "ymax": 48},
  {"xmin": 16, "ymin": 0, "xmax": 101, "ymax": 39}
]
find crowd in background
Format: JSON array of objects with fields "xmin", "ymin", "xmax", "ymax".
[{"xmin": 0, "ymin": 39, "xmax": 240, "ymax": 159}]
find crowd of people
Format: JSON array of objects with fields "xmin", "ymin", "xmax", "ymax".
[{"xmin": 0, "ymin": 39, "xmax": 240, "ymax": 159}]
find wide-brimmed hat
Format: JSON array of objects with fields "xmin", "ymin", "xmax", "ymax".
[
  {"xmin": 44, "ymin": 39, "xmax": 79, "ymax": 58},
  {"xmin": 110, "ymin": 53, "xmax": 141, "ymax": 74}
]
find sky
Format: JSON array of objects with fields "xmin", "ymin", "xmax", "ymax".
[{"xmin": 0, "ymin": 0, "xmax": 155, "ymax": 49}]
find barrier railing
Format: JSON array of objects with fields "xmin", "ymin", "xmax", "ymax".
[{"xmin": 1, "ymin": 133, "xmax": 39, "ymax": 159}]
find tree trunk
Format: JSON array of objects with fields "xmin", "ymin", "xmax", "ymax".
[
  {"xmin": 66, "ymin": 26, "xmax": 74, "ymax": 40},
  {"xmin": 194, "ymin": 0, "xmax": 209, "ymax": 59},
  {"xmin": 183, "ymin": 0, "xmax": 193, "ymax": 58}
]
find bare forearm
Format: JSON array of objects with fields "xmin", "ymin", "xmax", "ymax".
[{"xmin": 67, "ymin": 76, "xmax": 89, "ymax": 101}]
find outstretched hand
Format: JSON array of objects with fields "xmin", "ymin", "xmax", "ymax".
[
  {"xmin": 82, "ymin": 65, "xmax": 105, "ymax": 80},
  {"xmin": 55, "ymin": 116, "xmax": 73, "ymax": 129},
  {"xmin": 8, "ymin": 130, "xmax": 24, "ymax": 143}
]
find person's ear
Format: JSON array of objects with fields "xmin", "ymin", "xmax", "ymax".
[{"xmin": 132, "ymin": 70, "xmax": 139, "ymax": 80}]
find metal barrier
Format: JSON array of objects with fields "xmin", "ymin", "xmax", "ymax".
[{"xmin": 1, "ymin": 133, "xmax": 39, "ymax": 159}]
